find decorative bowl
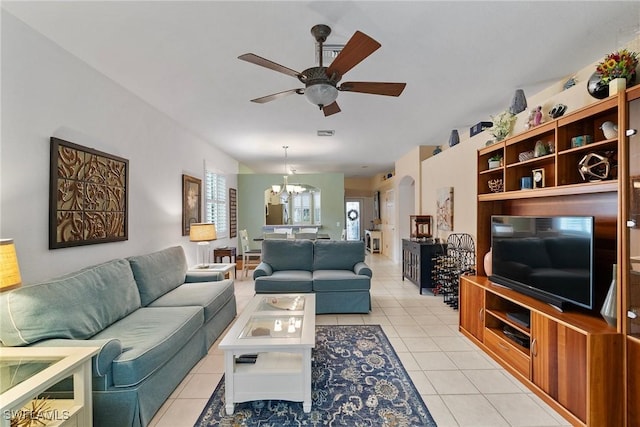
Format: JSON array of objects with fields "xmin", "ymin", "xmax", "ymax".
[{"xmin": 518, "ymin": 150, "xmax": 534, "ymax": 162}]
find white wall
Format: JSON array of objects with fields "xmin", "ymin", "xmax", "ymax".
[
  {"xmin": 1, "ymin": 11, "xmax": 238, "ymax": 283},
  {"xmin": 421, "ymin": 135, "xmax": 483, "ymax": 243}
]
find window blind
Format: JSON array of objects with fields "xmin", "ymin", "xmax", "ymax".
[{"xmin": 205, "ymin": 171, "xmax": 228, "ymax": 238}]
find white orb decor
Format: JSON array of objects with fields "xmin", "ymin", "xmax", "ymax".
[{"xmin": 578, "ymin": 152, "xmax": 610, "ymax": 181}]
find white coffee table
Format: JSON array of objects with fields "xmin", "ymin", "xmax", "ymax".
[
  {"xmin": 219, "ymin": 293, "xmax": 315, "ymax": 415},
  {"xmin": 189, "ymin": 263, "xmax": 236, "ymax": 279}
]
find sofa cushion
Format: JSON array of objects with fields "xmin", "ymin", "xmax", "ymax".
[
  {"xmin": 255, "ymin": 271, "xmax": 313, "ymax": 293},
  {"xmin": 91, "ymin": 306, "xmax": 203, "ymax": 387},
  {"xmin": 128, "ymin": 246, "xmax": 188, "ymax": 306},
  {"xmin": 148, "ymin": 279, "xmax": 235, "ymax": 323},
  {"xmin": 313, "ymin": 240, "xmax": 365, "ymax": 271},
  {"xmin": 0, "ymin": 259, "xmax": 141, "ymax": 346},
  {"xmin": 262, "ymin": 240, "xmax": 314, "ymax": 272},
  {"xmin": 313, "ymin": 270, "xmax": 371, "ymax": 292}
]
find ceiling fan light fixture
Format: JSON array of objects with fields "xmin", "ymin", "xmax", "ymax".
[{"xmin": 305, "ymin": 83, "xmax": 338, "ymax": 108}]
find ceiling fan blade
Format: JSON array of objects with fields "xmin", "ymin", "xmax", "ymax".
[
  {"xmin": 326, "ymin": 31, "xmax": 381, "ymax": 77},
  {"xmin": 339, "ymin": 81, "xmax": 406, "ymax": 96},
  {"xmin": 250, "ymin": 89, "xmax": 302, "ymax": 104},
  {"xmin": 323, "ymin": 102, "xmax": 341, "ymax": 117},
  {"xmin": 238, "ymin": 53, "xmax": 301, "ymax": 78}
]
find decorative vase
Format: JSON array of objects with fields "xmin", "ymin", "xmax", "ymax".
[
  {"xmin": 483, "ymin": 248, "xmax": 492, "ymax": 276},
  {"xmin": 587, "ymin": 71, "xmax": 608, "ymax": 99},
  {"xmin": 448, "ymin": 129, "xmax": 460, "ymax": 147},
  {"xmin": 608, "ymin": 78, "xmax": 626, "ymax": 96},
  {"xmin": 600, "ymin": 264, "xmax": 617, "ymax": 327},
  {"xmin": 509, "ymin": 89, "xmax": 527, "ymax": 115}
]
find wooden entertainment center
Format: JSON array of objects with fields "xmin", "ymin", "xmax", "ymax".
[{"xmin": 461, "ymin": 87, "xmax": 640, "ymax": 426}]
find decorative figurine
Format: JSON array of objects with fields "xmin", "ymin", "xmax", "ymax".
[
  {"xmin": 563, "ymin": 76, "xmax": 577, "ymax": 90},
  {"xmin": 549, "ymin": 104, "xmax": 567, "ymax": 119},
  {"xmin": 533, "ymin": 106, "xmax": 543, "ymax": 126},
  {"xmin": 525, "ymin": 109, "xmax": 536, "ymax": 130},
  {"xmin": 578, "ymin": 152, "xmax": 610, "ymax": 181},
  {"xmin": 600, "ymin": 121, "xmax": 618, "ymax": 139},
  {"xmin": 534, "ymin": 140, "xmax": 547, "ymax": 158}
]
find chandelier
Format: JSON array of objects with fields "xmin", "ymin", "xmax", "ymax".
[{"xmin": 271, "ymin": 146, "xmax": 303, "ymax": 196}]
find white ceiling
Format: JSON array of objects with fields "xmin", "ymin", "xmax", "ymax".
[{"xmin": 4, "ymin": 1, "xmax": 640, "ymax": 177}]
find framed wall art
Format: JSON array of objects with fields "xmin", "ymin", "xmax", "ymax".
[
  {"xmin": 182, "ymin": 174, "xmax": 202, "ymax": 236},
  {"xmin": 436, "ymin": 186, "xmax": 454, "ymax": 231},
  {"xmin": 49, "ymin": 137, "xmax": 129, "ymax": 249}
]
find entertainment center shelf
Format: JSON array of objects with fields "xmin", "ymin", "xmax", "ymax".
[
  {"xmin": 478, "ymin": 96, "xmax": 619, "ymax": 197},
  {"xmin": 477, "ymin": 180, "xmax": 617, "ymax": 201}
]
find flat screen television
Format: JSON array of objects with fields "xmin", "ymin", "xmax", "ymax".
[{"xmin": 489, "ymin": 215, "xmax": 594, "ymax": 311}]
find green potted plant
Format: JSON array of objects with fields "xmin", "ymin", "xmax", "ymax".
[
  {"xmin": 488, "ymin": 153, "xmax": 503, "ymax": 169},
  {"xmin": 488, "ymin": 110, "xmax": 516, "ymax": 142}
]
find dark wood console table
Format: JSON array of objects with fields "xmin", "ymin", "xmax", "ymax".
[{"xmin": 401, "ymin": 239, "xmax": 444, "ymax": 294}]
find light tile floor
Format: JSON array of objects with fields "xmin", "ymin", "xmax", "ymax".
[{"xmin": 149, "ymin": 254, "xmax": 572, "ymax": 427}]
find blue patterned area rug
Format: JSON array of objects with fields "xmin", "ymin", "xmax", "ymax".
[{"xmin": 195, "ymin": 324, "xmax": 437, "ymax": 426}]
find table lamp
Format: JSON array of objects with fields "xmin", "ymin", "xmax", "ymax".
[
  {"xmin": 1, "ymin": 239, "xmax": 22, "ymax": 292},
  {"xmin": 189, "ymin": 223, "xmax": 217, "ymax": 268}
]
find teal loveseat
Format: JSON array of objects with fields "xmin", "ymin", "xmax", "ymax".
[
  {"xmin": 0, "ymin": 246, "xmax": 236, "ymax": 427},
  {"xmin": 253, "ymin": 239, "xmax": 372, "ymax": 314}
]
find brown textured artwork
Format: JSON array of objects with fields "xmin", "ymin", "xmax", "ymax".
[{"xmin": 49, "ymin": 137, "xmax": 129, "ymax": 249}]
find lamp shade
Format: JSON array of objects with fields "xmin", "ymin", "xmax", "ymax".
[
  {"xmin": 1, "ymin": 239, "xmax": 22, "ymax": 291},
  {"xmin": 305, "ymin": 83, "xmax": 338, "ymax": 107},
  {"xmin": 189, "ymin": 223, "xmax": 217, "ymax": 242}
]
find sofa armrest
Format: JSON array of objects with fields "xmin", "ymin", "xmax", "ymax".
[
  {"xmin": 253, "ymin": 262, "xmax": 273, "ymax": 279},
  {"xmin": 32, "ymin": 338, "xmax": 123, "ymax": 377},
  {"xmin": 185, "ymin": 271, "xmax": 224, "ymax": 283},
  {"xmin": 354, "ymin": 262, "xmax": 372, "ymax": 278}
]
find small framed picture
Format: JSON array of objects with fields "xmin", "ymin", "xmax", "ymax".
[{"xmin": 532, "ymin": 168, "xmax": 545, "ymax": 189}]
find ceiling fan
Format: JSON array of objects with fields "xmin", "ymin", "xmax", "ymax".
[{"xmin": 238, "ymin": 24, "xmax": 406, "ymax": 117}]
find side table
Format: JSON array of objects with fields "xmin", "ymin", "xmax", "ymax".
[
  {"xmin": 0, "ymin": 346, "xmax": 99, "ymax": 427},
  {"xmin": 189, "ymin": 263, "xmax": 236, "ymax": 279},
  {"xmin": 214, "ymin": 247, "xmax": 237, "ymax": 276}
]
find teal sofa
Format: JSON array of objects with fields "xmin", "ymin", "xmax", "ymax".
[
  {"xmin": 253, "ymin": 240, "xmax": 372, "ymax": 314},
  {"xmin": 0, "ymin": 246, "xmax": 236, "ymax": 427}
]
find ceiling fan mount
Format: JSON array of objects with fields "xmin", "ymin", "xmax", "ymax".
[
  {"xmin": 239, "ymin": 24, "xmax": 406, "ymax": 116},
  {"xmin": 310, "ymin": 24, "xmax": 332, "ymax": 44}
]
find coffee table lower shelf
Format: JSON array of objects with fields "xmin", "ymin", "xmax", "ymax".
[{"xmin": 225, "ymin": 351, "xmax": 311, "ymax": 414}]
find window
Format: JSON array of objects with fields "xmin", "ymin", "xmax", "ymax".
[
  {"xmin": 313, "ymin": 191, "xmax": 321, "ymax": 225},
  {"xmin": 292, "ymin": 192, "xmax": 312, "ymax": 224},
  {"xmin": 290, "ymin": 191, "xmax": 321, "ymax": 225},
  {"xmin": 205, "ymin": 170, "xmax": 227, "ymax": 238}
]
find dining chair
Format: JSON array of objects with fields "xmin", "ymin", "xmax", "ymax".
[
  {"xmin": 264, "ymin": 232, "xmax": 288, "ymax": 239},
  {"xmin": 299, "ymin": 227, "xmax": 318, "ymax": 233},
  {"xmin": 239, "ymin": 229, "xmax": 262, "ymax": 278}
]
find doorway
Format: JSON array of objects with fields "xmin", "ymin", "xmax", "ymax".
[{"xmin": 345, "ymin": 199, "xmax": 363, "ymax": 241}]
